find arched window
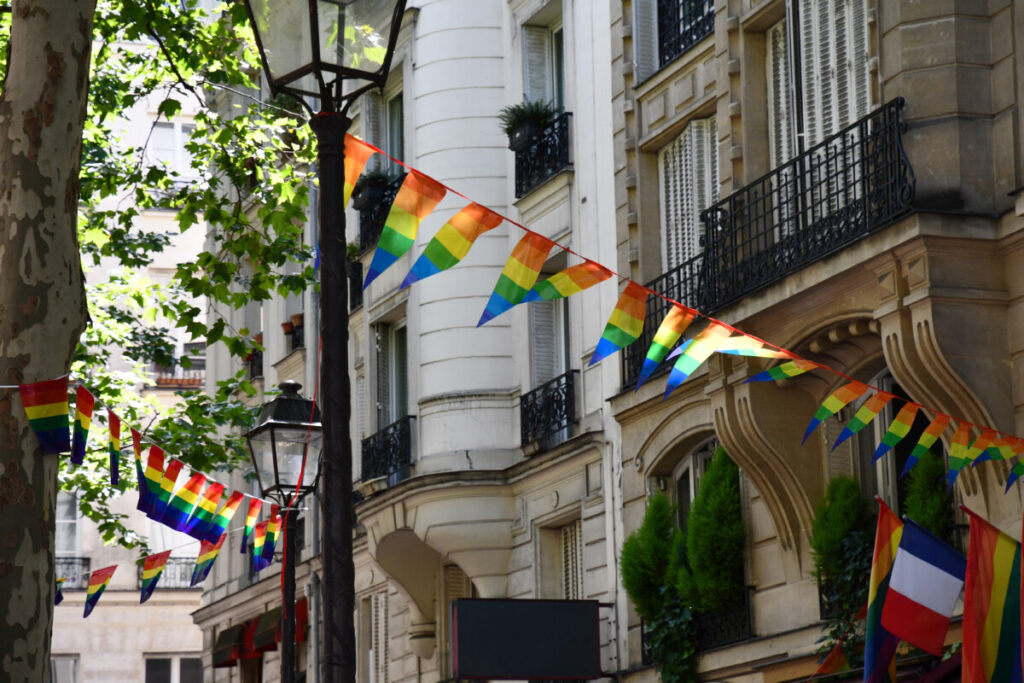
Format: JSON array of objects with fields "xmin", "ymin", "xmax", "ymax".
[{"xmin": 670, "ymin": 437, "xmax": 716, "ymax": 532}]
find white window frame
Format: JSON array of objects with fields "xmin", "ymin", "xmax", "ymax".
[
  {"xmin": 50, "ymin": 655, "xmax": 79, "ymax": 683},
  {"xmin": 143, "ymin": 654, "xmax": 203, "ymax": 683},
  {"xmin": 522, "ymin": 23, "xmax": 564, "ymax": 108},
  {"xmin": 374, "ymin": 322, "xmax": 408, "ymax": 430},
  {"xmin": 671, "ymin": 438, "xmax": 716, "ymax": 532},
  {"xmin": 146, "ymin": 120, "xmax": 197, "ymax": 178},
  {"xmin": 55, "ymin": 491, "xmax": 79, "ymax": 557}
]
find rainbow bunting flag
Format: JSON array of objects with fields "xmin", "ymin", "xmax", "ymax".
[
  {"xmin": 259, "ymin": 506, "xmax": 282, "ymax": 569},
  {"xmin": 55, "ymin": 577, "xmax": 65, "ymax": 606},
  {"xmin": 401, "ymin": 203, "xmax": 504, "ymax": 288},
  {"xmin": 1008, "ymin": 460, "xmax": 1024, "ymax": 491},
  {"xmin": 240, "ymin": 497, "xmax": 263, "ymax": 554},
  {"xmin": 251, "ymin": 519, "xmax": 271, "ymax": 572},
  {"xmin": 946, "ymin": 420, "xmax": 972, "ymax": 487},
  {"xmin": 343, "ymin": 134, "xmax": 375, "ymax": 207},
  {"xmin": 813, "ymin": 643, "xmax": 850, "ymax": 675},
  {"xmin": 131, "ymin": 427, "xmax": 144, "ymax": 494},
  {"xmin": 833, "ymin": 393, "xmax": 893, "ymax": 451},
  {"xmin": 523, "ymin": 261, "xmax": 613, "ymax": 302},
  {"xmin": 70, "ymin": 386, "xmax": 95, "ymax": 465},
  {"xmin": 108, "ymin": 410, "xmax": 121, "ymax": 486},
  {"xmin": 204, "ymin": 490, "xmax": 245, "ymax": 544},
  {"xmin": 634, "ymin": 305, "xmax": 696, "ymax": 390},
  {"xmin": 863, "ymin": 498, "xmax": 903, "ymax": 683},
  {"xmin": 966, "ymin": 429, "xmax": 999, "ymax": 467},
  {"xmin": 743, "ymin": 358, "xmax": 820, "ymax": 383},
  {"xmin": 158, "ymin": 471, "xmax": 206, "ymax": 532},
  {"xmin": 18, "ymin": 377, "xmax": 70, "ymax": 454},
  {"xmin": 899, "ymin": 413, "xmax": 950, "ymax": 478},
  {"xmin": 589, "ymin": 282, "xmax": 648, "ymax": 366},
  {"xmin": 148, "ymin": 455, "xmax": 183, "ymax": 521},
  {"xmin": 183, "ymin": 482, "xmax": 225, "ymax": 542},
  {"xmin": 986, "ymin": 436, "xmax": 1024, "ymax": 463},
  {"xmin": 875, "ymin": 402, "xmax": 919, "ymax": 464},
  {"xmin": 962, "ymin": 509, "xmax": 1023, "ymax": 682},
  {"xmin": 138, "ymin": 442, "xmax": 165, "ymax": 515},
  {"xmin": 663, "ymin": 323, "xmax": 733, "ymax": 399},
  {"xmin": 363, "ymin": 171, "xmax": 447, "ymax": 288},
  {"xmin": 83, "ymin": 565, "xmax": 117, "ymax": 618},
  {"xmin": 190, "ymin": 533, "xmax": 226, "ymax": 587},
  {"xmin": 802, "ymin": 380, "xmax": 869, "ymax": 444},
  {"xmin": 477, "ymin": 232, "xmax": 557, "ymax": 326},
  {"xmin": 714, "ymin": 335, "xmax": 792, "ymax": 359},
  {"xmin": 139, "ymin": 550, "xmax": 172, "ymax": 604}
]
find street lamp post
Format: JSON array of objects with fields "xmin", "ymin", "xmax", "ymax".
[
  {"xmin": 245, "ymin": 380, "xmax": 323, "ymax": 683},
  {"xmin": 239, "ymin": 3, "xmax": 408, "ymax": 683}
]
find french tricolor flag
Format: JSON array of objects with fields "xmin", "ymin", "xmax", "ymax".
[{"xmin": 881, "ymin": 517, "xmax": 966, "ymax": 655}]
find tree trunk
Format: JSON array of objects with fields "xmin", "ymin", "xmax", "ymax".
[{"xmin": 0, "ymin": 0, "xmax": 94, "ymax": 677}]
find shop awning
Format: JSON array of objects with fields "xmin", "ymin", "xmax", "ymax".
[
  {"xmin": 247, "ymin": 598, "xmax": 310, "ymax": 654},
  {"xmin": 212, "ymin": 624, "xmax": 246, "ymax": 668}
]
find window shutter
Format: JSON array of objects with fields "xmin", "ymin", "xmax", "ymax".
[
  {"xmin": 371, "ymin": 592, "xmax": 389, "ymax": 683},
  {"xmin": 386, "ymin": 94, "xmax": 404, "ymax": 162},
  {"xmin": 660, "ymin": 118, "xmax": 716, "ymax": 272},
  {"xmin": 694, "ymin": 118, "xmax": 718, "ymax": 220},
  {"xmin": 441, "ymin": 566, "xmax": 473, "ymax": 677},
  {"xmin": 766, "ymin": 21, "xmax": 793, "ymax": 168},
  {"xmin": 356, "ymin": 374, "xmax": 367, "ymax": 474},
  {"xmin": 633, "ymin": 0, "xmax": 659, "ymax": 82},
  {"xmin": 375, "ymin": 325, "xmax": 390, "ymax": 428},
  {"xmin": 363, "ymin": 92, "xmax": 385, "ymax": 171},
  {"xmin": 393, "ymin": 326, "xmax": 408, "ymax": 420},
  {"xmin": 848, "ymin": 0, "xmax": 871, "ymax": 122},
  {"xmin": 523, "ymin": 26, "xmax": 553, "ymax": 102},
  {"xmin": 798, "ymin": 0, "xmax": 819, "ymax": 149},
  {"xmin": 560, "ymin": 520, "xmax": 584, "ymax": 600},
  {"xmin": 530, "ymin": 301, "xmax": 560, "ymax": 387}
]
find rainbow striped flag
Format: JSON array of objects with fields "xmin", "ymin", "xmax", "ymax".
[
  {"xmin": 663, "ymin": 323, "xmax": 733, "ymax": 399},
  {"xmin": 401, "ymin": 203, "xmax": 504, "ymax": 288},
  {"xmin": 743, "ymin": 358, "xmax": 820, "ymax": 383},
  {"xmin": 864, "ymin": 498, "xmax": 903, "ymax": 683},
  {"xmin": 148, "ymin": 455, "xmax": 183, "ymax": 521},
  {"xmin": 523, "ymin": 261, "xmax": 613, "ymax": 302},
  {"xmin": 966, "ymin": 429, "xmax": 999, "ymax": 467},
  {"xmin": 158, "ymin": 471, "xmax": 206, "ymax": 532},
  {"xmin": 70, "ymin": 386, "xmax": 95, "ymax": 465},
  {"xmin": 139, "ymin": 550, "xmax": 172, "ymax": 604},
  {"xmin": 83, "ymin": 565, "xmax": 117, "ymax": 618},
  {"xmin": 363, "ymin": 171, "xmax": 447, "ymax": 288},
  {"xmin": 477, "ymin": 232, "xmax": 557, "ymax": 326},
  {"xmin": 833, "ymin": 393, "xmax": 893, "ymax": 450},
  {"xmin": 634, "ymin": 305, "xmax": 695, "ymax": 390},
  {"xmin": 813, "ymin": 642, "xmax": 850, "ymax": 675},
  {"xmin": 240, "ymin": 497, "xmax": 263, "ymax": 554},
  {"xmin": 875, "ymin": 402, "xmax": 919, "ymax": 464},
  {"xmin": 1009, "ymin": 460, "xmax": 1024, "ymax": 491},
  {"xmin": 589, "ymin": 282, "xmax": 648, "ymax": 366},
  {"xmin": 131, "ymin": 428, "xmax": 144, "ymax": 498},
  {"xmin": 108, "ymin": 410, "xmax": 121, "ymax": 486},
  {"xmin": 802, "ymin": 380, "xmax": 869, "ymax": 444},
  {"xmin": 183, "ymin": 482, "xmax": 225, "ymax": 541},
  {"xmin": 343, "ymin": 134, "xmax": 375, "ymax": 207},
  {"xmin": 962, "ymin": 509, "xmax": 1023, "ymax": 682},
  {"xmin": 251, "ymin": 519, "xmax": 271, "ymax": 572},
  {"xmin": 18, "ymin": 377, "xmax": 70, "ymax": 454},
  {"xmin": 258, "ymin": 506, "xmax": 282, "ymax": 569},
  {"xmin": 901, "ymin": 413, "xmax": 951, "ymax": 478},
  {"xmin": 203, "ymin": 490, "xmax": 245, "ymax": 544},
  {"xmin": 55, "ymin": 577, "xmax": 65, "ymax": 606},
  {"xmin": 138, "ymin": 443, "xmax": 165, "ymax": 516},
  {"xmin": 190, "ymin": 533, "xmax": 226, "ymax": 587},
  {"xmin": 714, "ymin": 336, "xmax": 792, "ymax": 359}
]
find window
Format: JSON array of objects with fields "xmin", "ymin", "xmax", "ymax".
[
  {"xmin": 363, "ymin": 90, "xmax": 404, "ymax": 173},
  {"xmin": 659, "ymin": 117, "xmax": 718, "ymax": 271},
  {"xmin": 144, "ymin": 655, "xmax": 202, "ymax": 683},
  {"xmin": 560, "ymin": 519, "xmax": 584, "ymax": 600},
  {"xmin": 439, "ymin": 565, "xmax": 474, "ymax": 677},
  {"xmin": 374, "ymin": 323, "xmax": 408, "ymax": 429},
  {"xmin": 529, "ymin": 297, "xmax": 569, "ymax": 389},
  {"xmin": 50, "ymin": 656, "xmax": 78, "ymax": 683},
  {"xmin": 766, "ymin": 20, "xmax": 793, "ymax": 168},
  {"xmin": 523, "ymin": 24, "xmax": 564, "ymax": 108},
  {"xmin": 367, "ymin": 591, "xmax": 389, "ymax": 683},
  {"xmin": 634, "ymin": 0, "xmax": 715, "ymax": 81},
  {"xmin": 673, "ymin": 439, "xmax": 715, "ymax": 532},
  {"xmin": 146, "ymin": 121, "xmax": 197, "ymax": 179},
  {"xmin": 182, "ymin": 341, "xmax": 206, "ymax": 372},
  {"xmin": 55, "ymin": 492, "xmax": 78, "ymax": 557}
]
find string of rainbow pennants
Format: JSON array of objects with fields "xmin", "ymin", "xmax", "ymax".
[{"xmin": 344, "ymin": 132, "xmax": 1024, "ymax": 489}]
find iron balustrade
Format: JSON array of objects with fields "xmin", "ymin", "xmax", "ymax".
[
  {"xmin": 136, "ymin": 557, "xmax": 198, "ymax": 590},
  {"xmin": 358, "ymin": 176, "xmax": 404, "ymax": 252},
  {"xmin": 515, "ymin": 112, "xmax": 572, "ymax": 198},
  {"xmin": 694, "ymin": 589, "xmax": 752, "ymax": 651},
  {"xmin": 152, "ymin": 367, "xmax": 205, "ymax": 389},
  {"xmin": 658, "ymin": 0, "xmax": 715, "ymax": 67},
  {"xmin": 520, "ymin": 370, "xmax": 577, "ymax": 448},
  {"xmin": 55, "ymin": 557, "xmax": 90, "ymax": 590},
  {"xmin": 361, "ymin": 415, "xmax": 415, "ymax": 485}
]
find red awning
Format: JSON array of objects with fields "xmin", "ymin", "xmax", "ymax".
[{"xmin": 212, "ymin": 624, "xmax": 246, "ymax": 668}]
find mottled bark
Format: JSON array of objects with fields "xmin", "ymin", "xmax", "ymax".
[{"xmin": 0, "ymin": 0, "xmax": 94, "ymax": 677}]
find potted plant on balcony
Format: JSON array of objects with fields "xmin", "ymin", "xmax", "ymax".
[
  {"xmin": 498, "ymin": 99, "xmax": 560, "ymax": 152},
  {"xmin": 352, "ymin": 168, "xmax": 403, "ymax": 211}
]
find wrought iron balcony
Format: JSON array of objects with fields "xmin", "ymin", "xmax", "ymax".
[
  {"xmin": 152, "ymin": 367, "xmax": 205, "ymax": 390},
  {"xmin": 358, "ymin": 175, "xmax": 404, "ymax": 253},
  {"xmin": 694, "ymin": 589, "xmax": 751, "ymax": 651},
  {"xmin": 361, "ymin": 415, "xmax": 415, "ymax": 486},
  {"xmin": 658, "ymin": 0, "xmax": 715, "ymax": 67},
  {"xmin": 136, "ymin": 557, "xmax": 199, "ymax": 590},
  {"xmin": 521, "ymin": 370, "xmax": 577, "ymax": 449},
  {"xmin": 55, "ymin": 557, "xmax": 90, "ymax": 590},
  {"xmin": 515, "ymin": 112, "xmax": 572, "ymax": 198},
  {"xmin": 349, "ymin": 260, "xmax": 364, "ymax": 310}
]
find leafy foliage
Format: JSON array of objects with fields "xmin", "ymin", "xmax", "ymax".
[
  {"xmin": 644, "ymin": 585, "xmax": 698, "ymax": 683},
  {"xmin": 810, "ymin": 475, "xmax": 872, "ymax": 580},
  {"xmin": 496, "ymin": 99, "xmax": 561, "ymax": 134},
  {"xmin": 621, "ymin": 493, "xmax": 676, "ymax": 621},
  {"xmin": 904, "ymin": 450, "xmax": 955, "ymax": 544}
]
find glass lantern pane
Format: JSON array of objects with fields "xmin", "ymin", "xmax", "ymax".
[
  {"xmin": 249, "ymin": 0, "xmax": 314, "ymax": 82},
  {"xmin": 317, "ymin": 0, "xmax": 395, "ymax": 73},
  {"xmin": 273, "ymin": 426, "xmax": 320, "ymax": 489},
  {"xmin": 247, "ymin": 428, "xmax": 279, "ymax": 493}
]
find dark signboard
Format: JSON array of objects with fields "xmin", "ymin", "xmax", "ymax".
[{"xmin": 451, "ymin": 598, "xmax": 602, "ymax": 680}]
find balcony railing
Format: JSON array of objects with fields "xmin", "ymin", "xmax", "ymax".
[
  {"xmin": 658, "ymin": 0, "xmax": 715, "ymax": 67},
  {"xmin": 136, "ymin": 557, "xmax": 199, "ymax": 590},
  {"xmin": 361, "ymin": 415, "xmax": 415, "ymax": 486},
  {"xmin": 152, "ymin": 367, "xmax": 205, "ymax": 390},
  {"xmin": 55, "ymin": 557, "xmax": 90, "ymax": 590},
  {"xmin": 358, "ymin": 175, "xmax": 404, "ymax": 252},
  {"xmin": 349, "ymin": 260, "xmax": 364, "ymax": 310},
  {"xmin": 521, "ymin": 370, "xmax": 577, "ymax": 449},
  {"xmin": 515, "ymin": 112, "xmax": 572, "ymax": 198},
  {"xmin": 694, "ymin": 589, "xmax": 751, "ymax": 651}
]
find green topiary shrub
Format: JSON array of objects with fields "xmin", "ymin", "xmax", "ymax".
[
  {"xmin": 810, "ymin": 475, "xmax": 872, "ymax": 581},
  {"xmin": 904, "ymin": 450, "xmax": 955, "ymax": 544},
  {"xmin": 620, "ymin": 493, "xmax": 676, "ymax": 621}
]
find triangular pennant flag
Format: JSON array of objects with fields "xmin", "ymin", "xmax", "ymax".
[
  {"xmin": 522, "ymin": 261, "xmax": 613, "ymax": 302},
  {"xmin": 203, "ymin": 490, "xmax": 245, "ymax": 544},
  {"xmin": 985, "ymin": 435, "xmax": 1024, "ymax": 463},
  {"xmin": 251, "ymin": 519, "xmax": 271, "ymax": 572},
  {"xmin": 363, "ymin": 171, "xmax": 448, "ymax": 288},
  {"xmin": 634, "ymin": 305, "xmax": 696, "ymax": 390},
  {"xmin": 901, "ymin": 413, "xmax": 950, "ymax": 478},
  {"xmin": 946, "ymin": 421, "xmax": 972, "ymax": 487},
  {"xmin": 55, "ymin": 577, "xmax": 66, "ymax": 606},
  {"xmin": 158, "ymin": 471, "xmax": 206, "ymax": 532},
  {"xmin": 183, "ymin": 482, "xmax": 225, "ymax": 542},
  {"xmin": 190, "ymin": 533, "xmax": 226, "ymax": 586},
  {"xmin": 802, "ymin": 380, "xmax": 869, "ymax": 444},
  {"xmin": 19, "ymin": 377, "xmax": 70, "ymax": 454},
  {"xmin": 743, "ymin": 358, "xmax": 821, "ymax": 383},
  {"xmin": 137, "ymin": 438, "xmax": 163, "ymax": 515},
  {"xmin": 83, "ymin": 565, "xmax": 117, "ymax": 618},
  {"xmin": 401, "ymin": 202, "xmax": 503, "ymax": 288},
  {"xmin": 108, "ymin": 410, "xmax": 121, "ymax": 486},
  {"xmin": 663, "ymin": 323, "xmax": 733, "ymax": 399},
  {"xmin": 833, "ymin": 393, "xmax": 893, "ymax": 450},
  {"xmin": 876, "ymin": 402, "xmax": 919, "ymax": 464},
  {"xmin": 589, "ymin": 282, "xmax": 648, "ymax": 366},
  {"xmin": 71, "ymin": 386, "xmax": 95, "ymax": 465},
  {"xmin": 240, "ymin": 497, "xmax": 263, "ymax": 554},
  {"xmin": 714, "ymin": 335, "xmax": 793, "ymax": 359},
  {"xmin": 343, "ymin": 134, "xmax": 376, "ymax": 207},
  {"xmin": 1006, "ymin": 459, "xmax": 1024, "ymax": 491},
  {"xmin": 477, "ymin": 232, "xmax": 558, "ymax": 326},
  {"xmin": 863, "ymin": 498, "xmax": 903, "ymax": 681},
  {"xmin": 139, "ymin": 550, "xmax": 172, "ymax": 604},
  {"xmin": 148, "ymin": 455, "xmax": 183, "ymax": 521},
  {"xmin": 258, "ymin": 506, "xmax": 282, "ymax": 569}
]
